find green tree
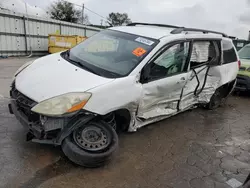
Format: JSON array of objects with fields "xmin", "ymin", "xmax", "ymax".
[
  {"xmin": 49, "ymin": 0, "xmax": 85, "ymax": 23},
  {"xmin": 107, "ymin": 12, "xmax": 132, "ymax": 26}
]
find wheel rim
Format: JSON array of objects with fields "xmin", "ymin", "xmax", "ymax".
[{"xmin": 73, "ymin": 125, "xmax": 111, "ymax": 152}]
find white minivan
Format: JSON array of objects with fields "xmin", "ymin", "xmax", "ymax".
[{"xmin": 9, "ymin": 23, "xmax": 239, "ymax": 167}]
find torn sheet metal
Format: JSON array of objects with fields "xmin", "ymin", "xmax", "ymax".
[
  {"xmin": 179, "ymin": 66, "xmax": 221, "ymax": 110},
  {"xmin": 137, "ymin": 73, "xmax": 186, "ymax": 120},
  {"xmin": 137, "ymin": 101, "xmax": 178, "ymax": 119},
  {"xmin": 131, "ymin": 61, "xmax": 237, "ymax": 132}
]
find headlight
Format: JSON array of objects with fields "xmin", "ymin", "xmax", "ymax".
[
  {"xmin": 31, "ymin": 92, "xmax": 92, "ymax": 116},
  {"xmin": 15, "ymin": 60, "xmax": 34, "ymax": 76}
]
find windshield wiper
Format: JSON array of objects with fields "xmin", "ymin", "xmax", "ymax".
[
  {"xmin": 62, "ymin": 50, "xmax": 102, "ymax": 76},
  {"xmin": 69, "ymin": 59, "xmax": 102, "ymax": 76}
]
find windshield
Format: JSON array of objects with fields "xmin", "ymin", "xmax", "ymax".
[
  {"xmin": 62, "ymin": 30, "xmax": 159, "ymax": 78},
  {"xmin": 238, "ymin": 45, "xmax": 250, "ymax": 59}
]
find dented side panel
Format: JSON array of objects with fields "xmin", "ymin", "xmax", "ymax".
[
  {"xmin": 137, "ymin": 72, "xmax": 188, "ymax": 119},
  {"xmin": 179, "ymin": 66, "xmax": 219, "ymax": 110},
  {"xmin": 180, "ymin": 62, "xmax": 238, "ymax": 110},
  {"xmin": 84, "ymin": 37, "xmax": 238, "ymax": 132}
]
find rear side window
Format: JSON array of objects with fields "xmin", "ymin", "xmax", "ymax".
[{"xmin": 222, "ymin": 40, "xmax": 237, "ymax": 64}]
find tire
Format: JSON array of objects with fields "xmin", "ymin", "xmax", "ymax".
[
  {"xmin": 62, "ymin": 121, "xmax": 118, "ymax": 168},
  {"xmin": 206, "ymin": 89, "xmax": 223, "ymax": 110}
]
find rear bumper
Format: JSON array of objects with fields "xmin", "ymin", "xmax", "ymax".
[{"xmin": 235, "ymin": 75, "xmax": 250, "ymax": 91}]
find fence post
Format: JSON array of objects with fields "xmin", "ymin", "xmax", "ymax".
[
  {"xmin": 84, "ymin": 27, "xmax": 86, "ymax": 37},
  {"xmin": 59, "ymin": 22, "xmax": 62, "ymax": 35},
  {"xmin": 23, "ymin": 16, "xmax": 28, "ymax": 55}
]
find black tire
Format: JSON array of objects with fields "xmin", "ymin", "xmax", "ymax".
[
  {"xmin": 62, "ymin": 121, "xmax": 118, "ymax": 168},
  {"xmin": 206, "ymin": 89, "xmax": 222, "ymax": 110}
]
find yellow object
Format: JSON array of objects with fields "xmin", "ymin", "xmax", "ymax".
[
  {"xmin": 48, "ymin": 34, "xmax": 87, "ymax": 53},
  {"xmin": 238, "ymin": 64, "xmax": 250, "ymax": 77}
]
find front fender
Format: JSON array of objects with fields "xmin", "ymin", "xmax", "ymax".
[{"xmin": 55, "ymin": 114, "xmax": 95, "ymax": 145}]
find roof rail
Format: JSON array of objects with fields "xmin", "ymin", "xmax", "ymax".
[
  {"xmin": 127, "ymin": 22, "xmax": 180, "ymax": 29},
  {"xmin": 127, "ymin": 22, "xmax": 228, "ymax": 37},
  {"xmin": 170, "ymin": 27, "xmax": 228, "ymax": 37}
]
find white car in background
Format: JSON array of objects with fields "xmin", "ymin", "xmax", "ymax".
[{"xmin": 9, "ymin": 23, "xmax": 239, "ymax": 167}]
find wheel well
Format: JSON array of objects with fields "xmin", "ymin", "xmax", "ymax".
[
  {"xmin": 102, "ymin": 109, "xmax": 131, "ymax": 132},
  {"xmin": 219, "ymin": 79, "xmax": 236, "ymax": 98}
]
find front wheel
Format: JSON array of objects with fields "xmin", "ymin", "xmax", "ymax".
[{"xmin": 62, "ymin": 121, "xmax": 118, "ymax": 168}]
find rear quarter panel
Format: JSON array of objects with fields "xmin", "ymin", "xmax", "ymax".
[{"xmin": 211, "ymin": 62, "xmax": 238, "ymax": 87}]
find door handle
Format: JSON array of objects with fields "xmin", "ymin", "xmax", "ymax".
[
  {"xmin": 177, "ymin": 77, "xmax": 186, "ymax": 84},
  {"xmin": 180, "ymin": 77, "xmax": 186, "ymax": 81}
]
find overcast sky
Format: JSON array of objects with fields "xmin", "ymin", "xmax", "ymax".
[{"xmin": 1, "ymin": 0, "xmax": 250, "ymax": 39}]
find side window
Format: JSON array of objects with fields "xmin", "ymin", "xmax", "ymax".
[
  {"xmin": 222, "ymin": 40, "xmax": 237, "ymax": 64},
  {"xmin": 148, "ymin": 42, "xmax": 190, "ymax": 81},
  {"xmin": 190, "ymin": 41, "xmax": 220, "ymax": 68}
]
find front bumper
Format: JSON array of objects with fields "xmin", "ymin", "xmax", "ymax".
[
  {"xmin": 9, "ymin": 84, "xmax": 95, "ymax": 145},
  {"xmin": 9, "ymin": 98, "xmax": 67, "ymax": 143},
  {"xmin": 9, "ymin": 83, "xmax": 68, "ymax": 144},
  {"xmin": 235, "ymin": 75, "xmax": 250, "ymax": 91}
]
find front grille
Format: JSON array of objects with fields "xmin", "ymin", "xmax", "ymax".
[{"xmin": 11, "ymin": 82, "xmax": 39, "ymax": 122}]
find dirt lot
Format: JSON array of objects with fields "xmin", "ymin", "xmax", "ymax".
[{"xmin": 0, "ymin": 57, "xmax": 250, "ymax": 188}]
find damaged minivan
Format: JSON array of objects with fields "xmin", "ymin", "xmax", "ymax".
[{"xmin": 9, "ymin": 23, "xmax": 239, "ymax": 167}]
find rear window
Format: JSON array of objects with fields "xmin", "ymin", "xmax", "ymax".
[{"xmin": 222, "ymin": 40, "xmax": 237, "ymax": 64}]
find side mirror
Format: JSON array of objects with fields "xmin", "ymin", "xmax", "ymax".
[{"xmin": 140, "ymin": 65, "xmax": 150, "ymax": 84}]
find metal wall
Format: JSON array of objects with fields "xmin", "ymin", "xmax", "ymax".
[{"xmin": 0, "ymin": 9, "xmax": 101, "ymax": 57}]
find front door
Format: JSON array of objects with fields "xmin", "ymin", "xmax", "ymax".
[{"xmin": 137, "ymin": 42, "xmax": 191, "ymax": 119}]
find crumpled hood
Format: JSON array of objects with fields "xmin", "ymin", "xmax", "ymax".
[{"xmin": 15, "ymin": 53, "xmax": 114, "ymax": 102}]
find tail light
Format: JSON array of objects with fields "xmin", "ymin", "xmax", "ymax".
[{"xmin": 238, "ymin": 60, "xmax": 241, "ymax": 69}]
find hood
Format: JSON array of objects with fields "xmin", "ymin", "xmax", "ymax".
[
  {"xmin": 238, "ymin": 59, "xmax": 250, "ymax": 77},
  {"xmin": 15, "ymin": 53, "xmax": 114, "ymax": 102},
  {"xmin": 240, "ymin": 59, "xmax": 250, "ymax": 66}
]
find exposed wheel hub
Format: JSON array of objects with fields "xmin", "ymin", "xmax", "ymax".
[{"xmin": 73, "ymin": 125, "xmax": 111, "ymax": 152}]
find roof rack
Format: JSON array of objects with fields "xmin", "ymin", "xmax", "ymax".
[
  {"xmin": 127, "ymin": 22, "xmax": 228, "ymax": 38},
  {"xmin": 170, "ymin": 27, "xmax": 228, "ymax": 37},
  {"xmin": 127, "ymin": 22, "xmax": 180, "ymax": 29}
]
